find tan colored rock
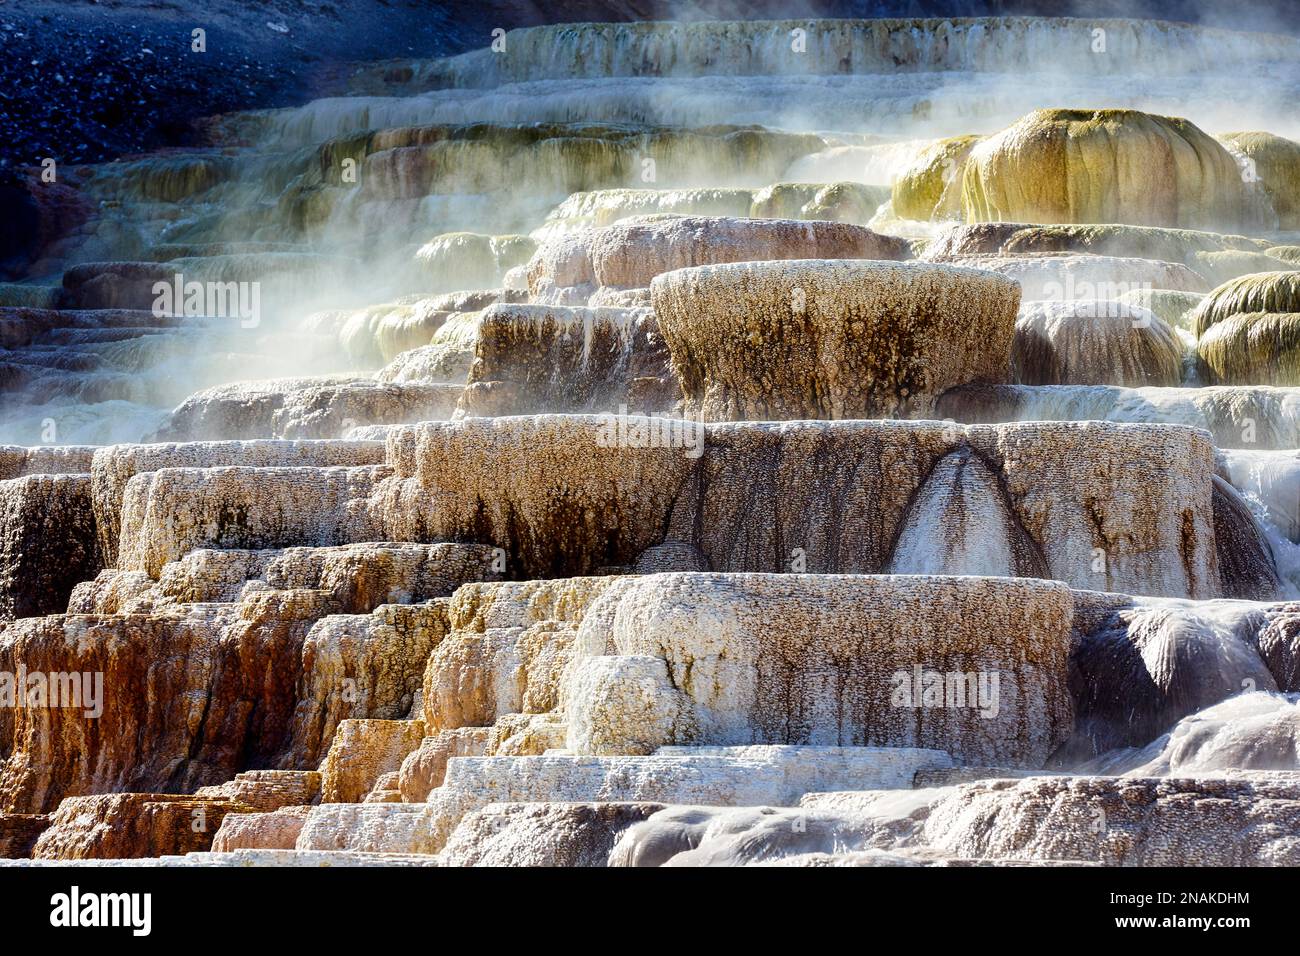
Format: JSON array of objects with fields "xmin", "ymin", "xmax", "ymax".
[
  {"xmin": 1221, "ymin": 131, "xmax": 1300, "ymax": 229},
  {"xmin": 374, "ymin": 416, "xmax": 1220, "ymax": 597},
  {"xmin": 66, "ymin": 569, "xmax": 156, "ymax": 614},
  {"xmin": 457, "ymin": 304, "xmax": 677, "ymax": 418},
  {"xmin": 378, "ymin": 417, "xmax": 695, "ymax": 578},
  {"xmin": 652, "ymin": 259, "xmax": 1018, "ymax": 419},
  {"xmin": 398, "ymin": 730, "xmax": 491, "ymax": 803},
  {"xmin": 590, "ymin": 216, "xmax": 910, "ymax": 290},
  {"xmin": 117, "ymin": 465, "xmax": 388, "ymax": 577},
  {"xmin": 749, "ymin": 182, "xmax": 887, "ymax": 223},
  {"xmin": 0, "ymin": 813, "xmax": 50, "ymax": 859},
  {"xmin": 922, "ymin": 221, "xmax": 1268, "ymax": 266},
  {"xmin": 1198, "ymin": 313, "xmax": 1300, "ymax": 387},
  {"xmin": 32, "ymin": 794, "xmax": 253, "ymax": 860},
  {"xmin": 292, "ymin": 601, "xmax": 449, "ymax": 761},
  {"xmin": 365, "ymin": 772, "xmax": 402, "ymax": 802},
  {"xmin": 525, "ymin": 229, "xmax": 598, "ymax": 304},
  {"xmin": 1013, "ymin": 300, "xmax": 1183, "ymax": 386},
  {"xmin": 319, "ymin": 719, "xmax": 427, "ymax": 803},
  {"xmin": 422, "ymin": 577, "xmax": 617, "ymax": 731},
  {"xmin": 0, "ymin": 545, "xmax": 494, "ymax": 813},
  {"xmin": 195, "ymin": 770, "xmax": 322, "ymax": 811},
  {"xmin": 0, "ymin": 445, "xmax": 96, "ymax": 480},
  {"xmin": 1190, "ymin": 270, "xmax": 1300, "ymax": 337},
  {"xmin": 892, "ymin": 135, "xmax": 983, "ymax": 221},
  {"xmin": 210, "ymin": 805, "xmax": 313, "ymax": 852},
  {"xmin": 153, "ymin": 380, "xmax": 462, "ymax": 441}
]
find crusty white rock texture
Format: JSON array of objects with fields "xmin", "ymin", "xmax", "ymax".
[
  {"xmin": 563, "ymin": 573, "xmax": 1073, "ymax": 766},
  {"xmin": 118, "ymin": 465, "xmax": 390, "ymax": 577},
  {"xmin": 92, "ymin": 439, "xmax": 386, "ymax": 567},
  {"xmin": 10, "ymin": 62, "xmax": 1300, "ymax": 870},
  {"xmin": 422, "ymin": 746, "xmax": 954, "ymax": 853},
  {"xmin": 607, "ymin": 774, "xmax": 1300, "ymax": 866}
]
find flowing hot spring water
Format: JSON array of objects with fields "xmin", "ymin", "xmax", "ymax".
[{"xmin": 3, "ymin": 6, "xmax": 1300, "ymax": 872}]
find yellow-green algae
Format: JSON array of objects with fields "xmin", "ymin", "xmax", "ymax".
[
  {"xmin": 962, "ymin": 109, "xmax": 1247, "ymax": 230},
  {"xmin": 892, "ymin": 135, "xmax": 983, "ymax": 221},
  {"xmin": 1221, "ymin": 131, "xmax": 1300, "ymax": 229},
  {"xmin": 1191, "ymin": 271, "xmax": 1300, "ymax": 337},
  {"xmin": 1196, "ymin": 312, "xmax": 1300, "ymax": 385}
]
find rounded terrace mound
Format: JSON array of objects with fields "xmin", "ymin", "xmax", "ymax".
[
  {"xmin": 1196, "ymin": 312, "xmax": 1300, "ymax": 386},
  {"xmin": 1191, "ymin": 271, "xmax": 1300, "ymax": 338},
  {"xmin": 962, "ymin": 108, "xmax": 1248, "ymax": 230},
  {"xmin": 650, "ymin": 258, "xmax": 1020, "ymax": 421},
  {"xmin": 1013, "ymin": 300, "xmax": 1184, "ymax": 387}
]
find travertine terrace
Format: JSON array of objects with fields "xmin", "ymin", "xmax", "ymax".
[{"xmin": 6, "ymin": 11, "xmax": 1300, "ymax": 871}]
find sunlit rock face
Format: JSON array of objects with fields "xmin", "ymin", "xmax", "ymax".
[
  {"xmin": 891, "ymin": 135, "xmax": 984, "ymax": 222},
  {"xmin": 962, "ymin": 109, "xmax": 1250, "ymax": 230},
  {"xmin": 922, "ymin": 221, "xmax": 1270, "ymax": 267},
  {"xmin": 527, "ymin": 216, "xmax": 909, "ymax": 305},
  {"xmin": 1221, "ymin": 132, "xmax": 1300, "ymax": 230},
  {"xmin": 652, "ymin": 259, "xmax": 1018, "ymax": 420},
  {"xmin": 1197, "ymin": 313, "xmax": 1300, "ymax": 386},
  {"xmin": 564, "ymin": 573, "xmax": 1074, "ymax": 767},
  {"xmin": 150, "ymin": 380, "xmax": 463, "ymax": 442},
  {"xmin": 12, "ymin": 9, "xmax": 1300, "ymax": 867},
  {"xmin": 369, "ymin": 415, "xmax": 1219, "ymax": 597},
  {"xmin": 0, "ymin": 541, "xmax": 497, "ymax": 815}
]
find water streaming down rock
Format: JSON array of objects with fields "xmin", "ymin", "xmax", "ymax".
[
  {"xmin": 886, "ymin": 447, "xmax": 1048, "ymax": 578},
  {"xmin": 9, "ymin": 11, "xmax": 1300, "ymax": 867},
  {"xmin": 1012, "ymin": 300, "xmax": 1184, "ymax": 387}
]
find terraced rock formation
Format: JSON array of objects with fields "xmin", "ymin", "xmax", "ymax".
[{"xmin": 6, "ymin": 13, "xmax": 1300, "ymax": 868}]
